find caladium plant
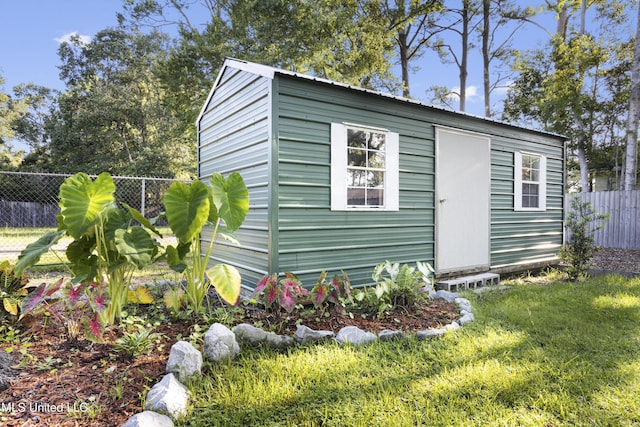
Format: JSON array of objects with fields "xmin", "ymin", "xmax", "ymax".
[
  {"xmin": 21, "ymin": 279, "xmax": 108, "ymax": 342},
  {"xmin": 254, "ymin": 272, "xmax": 309, "ymax": 314},
  {"xmin": 310, "ymin": 270, "xmax": 352, "ymax": 314}
]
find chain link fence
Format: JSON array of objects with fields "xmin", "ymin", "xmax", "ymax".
[{"xmin": 0, "ymin": 171, "xmax": 184, "ymax": 264}]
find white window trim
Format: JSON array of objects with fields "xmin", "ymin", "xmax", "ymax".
[
  {"xmin": 331, "ymin": 122, "xmax": 399, "ymax": 211},
  {"xmin": 514, "ymin": 151, "xmax": 547, "ymax": 211}
]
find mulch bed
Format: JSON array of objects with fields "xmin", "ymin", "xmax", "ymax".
[
  {"xmin": 0, "ymin": 296, "xmax": 459, "ymax": 427},
  {"xmin": 4, "ymin": 246, "xmax": 638, "ymax": 426}
]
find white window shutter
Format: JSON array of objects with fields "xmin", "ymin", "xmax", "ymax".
[
  {"xmin": 514, "ymin": 151, "xmax": 523, "ymax": 211},
  {"xmin": 539, "ymin": 155, "xmax": 547, "ymax": 211},
  {"xmin": 386, "ymin": 131, "xmax": 400, "ymax": 211},
  {"xmin": 331, "ymin": 123, "xmax": 347, "ymax": 211}
]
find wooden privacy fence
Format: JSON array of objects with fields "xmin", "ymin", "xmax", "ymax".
[
  {"xmin": 0, "ymin": 200, "xmax": 59, "ymax": 227},
  {"xmin": 565, "ymin": 190, "xmax": 640, "ymax": 250}
]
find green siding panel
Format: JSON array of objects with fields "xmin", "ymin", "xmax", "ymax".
[
  {"xmin": 198, "ymin": 62, "xmax": 565, "ymax": 290},
  {"xmin": 198, "ymin": 67, "xmax": 272, "ymax": 289}
]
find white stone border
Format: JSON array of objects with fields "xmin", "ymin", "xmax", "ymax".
[{"xmin": 120, "ymin": 290, "xmax": 477, "ymax": 426}]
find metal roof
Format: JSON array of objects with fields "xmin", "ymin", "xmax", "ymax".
[{"xmin": 198, "ymin": 57, "xmax": 565, "ymax": 140}]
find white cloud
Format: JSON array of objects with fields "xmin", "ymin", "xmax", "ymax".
[
  {"xmin": 55, "ymin": 31, "xmax": 91, "ymax": 45},
  {"xmin": 448, "ymin": 85, "xmax": 480, "ymax": 101}
]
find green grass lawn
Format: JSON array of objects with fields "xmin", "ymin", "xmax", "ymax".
[
  {"xmin": 0, "ymin": 226, "xmax": 176, "ymax": 267},
  {"xmin": 177, "ymin": 275, "xmax": 640, "ymax": 426}
]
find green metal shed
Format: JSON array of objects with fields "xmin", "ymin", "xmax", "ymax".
[{"xmin": 197, "ymin": 58, "xmax": 566, "ymax": 289}]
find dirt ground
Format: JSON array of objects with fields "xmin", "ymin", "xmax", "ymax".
[{"xmin": 591, "ymin": 247, "xmax": 640, "ymax": 274}]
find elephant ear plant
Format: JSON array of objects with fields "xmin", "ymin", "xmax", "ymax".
[
  {"xmin": 15, "ymin": 172, "xmax": 161, "ymax": 324},
  {"xmin": 163, "ymin": 172, "xmax": 248, "ymax": 312}
]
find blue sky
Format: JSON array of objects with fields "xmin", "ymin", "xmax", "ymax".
[
  {"xmin": 0, "ymin": 1, "xmax": 123, "ymax": 91},
  {"xmin": 0, "ymin": 1, "xmax": 616, "ymax": 119}
]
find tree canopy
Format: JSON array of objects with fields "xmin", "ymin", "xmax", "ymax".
[{"xmin": 1, "ymin": 0, "xmax": 638, "ymax": 190}]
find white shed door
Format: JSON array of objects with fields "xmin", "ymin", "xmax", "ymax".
[{"xmin": 435, "ymin": 127, "xmax": 490, "ymax": 273}]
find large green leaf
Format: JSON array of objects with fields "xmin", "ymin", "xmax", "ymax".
[
  {"xmin": 15, "ymin": 230, "xmax": 65, "ymax": 276},
  {"xmin": 207, "ymin": 263, "xmax": 241, "ymax": 305},
  {"xmin": 210, "ymin": 172, "xmax": 249, "ymax": 232},
  {"xmin": 114, "ymin": 227, "xmax": 158, "ymax": 269},
  {"xmin": 59, "ymin": 172, "xmax": 116, "ymax": 239},
  {"xmin": 163, "ymin": 180, "xmax": 211, "ymax": 244},
  {"xmin": 122, "ymin": 202, "xmax": 162, "ymax": 236},
  {"xmin": 102, "ymin": 208, "xmax": 130, "ymax": 242}
]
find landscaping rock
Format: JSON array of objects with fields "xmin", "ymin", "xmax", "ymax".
[
  {"xmin": 166, "ymin": 341, "xmax": 202, "ymax": 383},
  {"xmin": 417, "ymin": 328, "xmax": 446, "ymax": 339},
  {"xmin": 145, "ymin": 374, "xmax": 189, "ymax": 419},
  {"xmin": 233, "ymin": 323, "xmax": 295, "ymax": 348},
  {"xmin": 120, "ymin": 410, "xmax": 174, "ymax": 427},
  {"xmin": 295, "ymin": 325, "xmax": 335, "ymax": 344},
  {"xmin": 457, "ymin": 313, "xmax": 475, "ymax": 326},
  {"xmin": 0, "ymin": 351, "xmax": 16, "ymax": 391},
  {"xmin": 335, "ymin": 326, "xmax": 377, "ymax": 345},
  {"xmin": 455, "ymin": 297, "xmax": 473, "ymax": 313},
  {"xmin": 378, "ymin": 329, "xmax": 404, "ymax": 341},
  {"xmin": 444, "ymin": 322, "xmax": 461, "ymax": 332},
  {"xmin": 433, "ymin": 290, "xmax": 457, "ymax": 303},
  {"xmin": 203, "ymin": 323, "xmax": 240, "ymax": 362}
]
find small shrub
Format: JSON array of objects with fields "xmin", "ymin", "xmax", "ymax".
[
  {"xmin": 354, "ymin": 261, "xmax": 434, "ymax": 318},
  {"xmin": 560, "ymin": 196, "xmax": 608, "ymax": 281},
  {"xmin": 115, "ymin": 324, "xmax": 163, "ymax": 358}
]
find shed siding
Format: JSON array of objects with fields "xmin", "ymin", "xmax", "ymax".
[
  {"xmin": 274, "ymin": 75, "xmax": 564, "ymax": 285},
  {"xmin": 275, "ymin": 76, "xmax": 436, "ymax": 285},
  {"xmin": 198, "ymin": 67, "xmax": 271, "ymax": 288},
  {"xmin": 198, "ymin": 62, "xmax": 565, "ymax": 290}
]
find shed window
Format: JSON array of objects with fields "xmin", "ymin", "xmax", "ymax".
[
  {"xmin": 331, "ymin": 123, "xmax": 399, "ymax": 211},
  {"xmin": 514, "ymin": 151, "xmax": 546, "ymax": 211}
]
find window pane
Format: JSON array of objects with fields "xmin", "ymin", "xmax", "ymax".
[
  {"xmin": 369, "ymin": 132, "xmax": 385, "ymax": 151},
  {"xmin": 367, "ymin": 189, "xmax": 384, "ymax": 206},
  {"xmin": 367, "ymin": 171, "xmax": 385, "ymax": 187},
  {"xmin": 348, "ymin": 149, "xmax": 366, "ymax": 167},
  {"xmin": 522, "ymin": 183, "xmax": 539, "ymax": 208},
  {"xmin": 347, "ymin": 170, "xmax": 366, "ymax": 186},
  {"xmin": 347, "ymin": 188, "xmax": 366, "ymax": 206},
  {"xmin": 347, "ymin": 129, "xmax": 367, "ymax": 149},
  {"xmin": 368, "ymin": 151, "xmax": 385, "ymax": 169},
  {"xmin": 521, "ymin": 154, "xmax": 540, "ymax": 182}
]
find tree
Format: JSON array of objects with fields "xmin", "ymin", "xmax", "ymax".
[
  {"xmin": 0, "ymin": 75, "xmax": 29, "ymax": 170},
  {"xmin": 425, "ymin": 0, "xmax": 483, "ymax": 112},
  {"xmin": 10, "ymin": 84, "xmax": 56, "ymax": 151},
  {"xmin": 33, "ymin": 29, "xmax": 195, "ymax": 178},
  {"xmin": 380, "ymin": 0, "xmax": 443, "ymax": 97},
  {"xmin": 120, "ymin": 0, "xmax": 399, "ymax": 133},
  {"xmin": 480, "ymin": 0, "xmax": 537, "ymax": 117},
  {"xmin": 503, "ymin": 0, "xmax": 630, "ymax": 192},
  {"xmin": 624, "ymin": 3, "xmax": 640, "ymax": 191}
]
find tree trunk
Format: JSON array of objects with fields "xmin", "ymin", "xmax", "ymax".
[
  {"xmin": 576, "ymin": 0, "xmax": 589, "ymax": 192},
  {"xmin": 398, "ymin": 29, "xmax": 411, "ymax": 97},
  {"xmin": 577, "ymin": 144, "xmax": 590, "ymax": 192},
  {"xmin": 459, "ymin": 0, "xmax": 469, "ymax": 111},
  {"xmin": 624, "ymin": 4, "xmax": 640, "ymax": 191},
  {"xmin": 556, "ymin": 3, "xmax": 568, "ymax": 40},
  {"xmin": 482, "ymin": 0, "xmax": 490, "ymax": 117}
]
